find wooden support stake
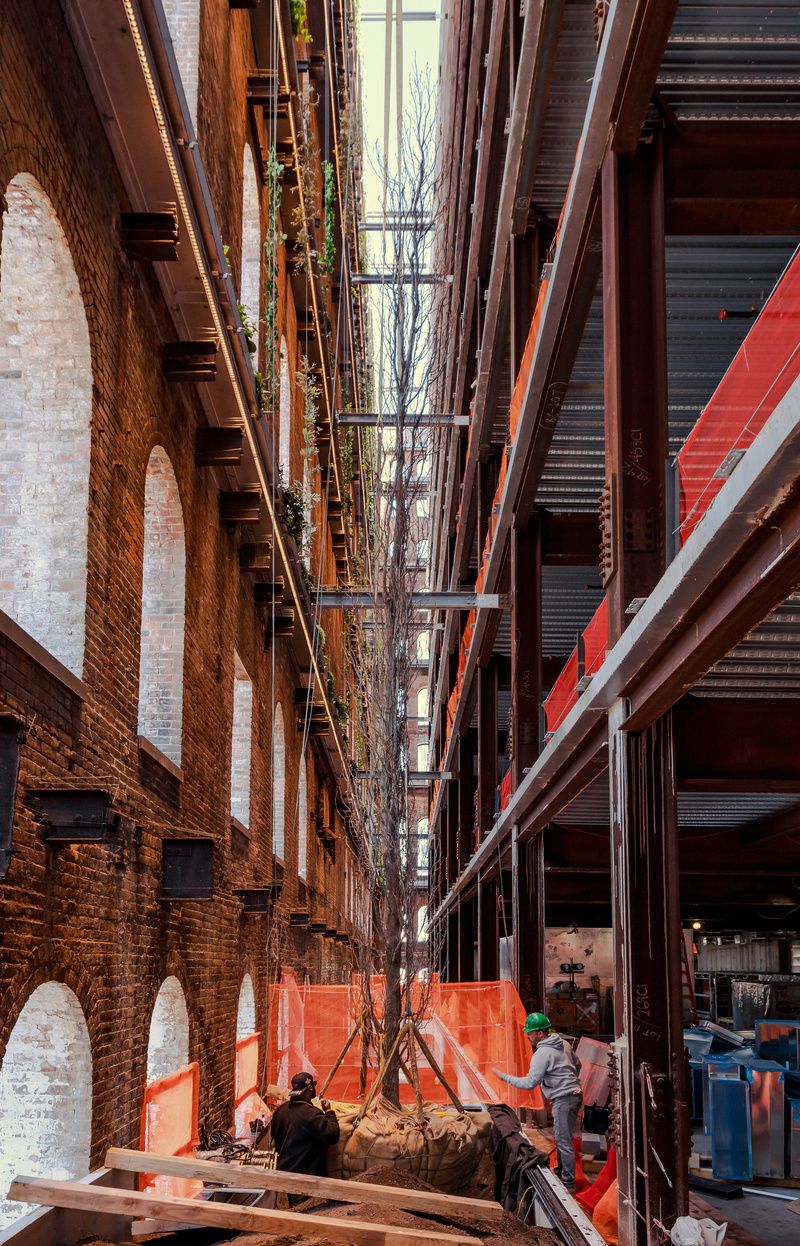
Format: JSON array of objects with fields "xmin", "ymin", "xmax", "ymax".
[
  {"xmin": 410, "ymin": 1022, "xmax": 465, "ymax": 1113},
  {"xmin": 319, "ymin": 1022, "xmax": 360, "ymax": 1096},
  {"xmin": 104, "ymin": 1149, "xmax": 504, "ymax": 1219},
  {"xmin": 9, "ymin": 1176, "xmax": 481, "ymax": 1246}
]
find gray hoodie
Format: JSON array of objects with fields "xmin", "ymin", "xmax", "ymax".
[{"xmin": 499, "ymin": 1033, "xmax": 582, "ymax": 1102}]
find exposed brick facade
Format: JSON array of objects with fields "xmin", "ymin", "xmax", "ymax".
[{"xmin": 0, "ymin": 0, "xmax": 367, "ymax": 1197}]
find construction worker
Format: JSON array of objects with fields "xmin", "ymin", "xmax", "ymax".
[
  {"xmin": 270, "ymin": 1071, "xmax": 340, "ymax": 1178},
  {"xmin": 493, "ymin": 1012, "xmax": 583, "ymax": 1192}
]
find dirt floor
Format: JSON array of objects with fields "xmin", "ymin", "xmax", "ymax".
[{"xmin": 77, "ymin": 1157, "xmax": 557, "ymax": 1246}]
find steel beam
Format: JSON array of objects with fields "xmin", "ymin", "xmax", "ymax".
[
  {"xmin": 512, "ymin": 827, "xmax": 545, "ymax": 1012},
  {"xmin": 602, "ymin": 135, "xmax": 669, "ymax": 642},
  {"xmin": 511, "ymin": 519, "xmax": 543, "ymax": 789},
  {"xmin": 477, "ymin": 875, "xmax": 500, "ymax": 981},
  {"xmin": 457, "ymin": 894, "xmax": 476, "ymax": 981},
  {"xmin": 336, "ymin": 412, "xmax": 469, "ymax": 426},
  {"xmin": 609, "ymin": 704, "xmax": 688, "ymax": 1244},
  {"xmin": 477, "ymin": 659, "xmax": 498, "ymax": 841},
  {"xmin": 350, "ymin": 272, "xmax": 450, "ymax": 285},
  {"xmin": 318, "ymin": 591, "xmax": 506, "ymax": 609}
]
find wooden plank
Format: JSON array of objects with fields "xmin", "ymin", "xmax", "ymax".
[
  {"xmin": 8, "ymin": 1176, "xmax": 481, "ymax": 1246},
  {"xmin": 104, "ymin": 1148, "xmax": 504, "ymax": 1219}
]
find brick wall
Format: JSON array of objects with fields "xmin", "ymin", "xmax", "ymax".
[{"xmin": 0, "ymin": 0, "xmax": 356, "ymax": 1195}]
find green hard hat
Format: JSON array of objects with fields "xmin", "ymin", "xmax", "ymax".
[{"xmin": 522, "ymin": 1012, "xmax": 551, "ymax": 1033}]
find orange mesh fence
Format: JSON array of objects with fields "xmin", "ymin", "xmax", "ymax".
[
  {"xmin": 234, "ymin": 1032, "xmax": 268, "ymax": 1138},
  {"xmin": 544, "ymin": 597, "xmax": 609, "ymax": 735},
  {"xmin": 678, "ymin": 246, "xmax": 800, "ymax": 544},
  {"xmin": 140, "ymin": 1061, "xmax": 201, "ymax": 1198},
  {"xmin": 267, "ymin": 975, "xmax": 543, "ymax": 1112}
]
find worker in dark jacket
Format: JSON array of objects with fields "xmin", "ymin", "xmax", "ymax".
[{"xmin": 270, "ymin": 1071, "xmax": 340, "ymax": 1177}]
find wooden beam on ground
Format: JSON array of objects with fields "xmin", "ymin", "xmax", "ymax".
[
  {"xmin": 104, "ymin": 1148, "xmax": 504, "ymax": 1220},
  {"xmin": 9, "ymin": 1176, "xmax": 481, "ymax": 1246}
]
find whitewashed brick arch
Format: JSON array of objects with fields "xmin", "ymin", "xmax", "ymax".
[
  {"xmin": 161, "ymin": 0, "xmax": 200, "ymax": 127},
  {"xmin": 236, "ymin": 973, "xmax": 256, "ymax": 1038},
  {"xmin": 138, "ymin": 447, "xmax": 186, "ymax": 765},
  {"xmin": 273, "ymin": 702, "xmax": 285, "ymax": 859},
  {"xmin": 0, "ymin": 173, "xmax": 91, "ymax": 676},
  {"xmin": 279, "ymin": 339, "xmax": 291, "ymax": 483},
  {"xmin": 147, "ymin": 975, "xmax": 190, "ymax": 1082},
  {"xmin": 240, "ymin": 145, "xmax": 261, "ymax": 334},
  {"xmin": 0, "ymin": 982, "xmax": 92, "ymax": 1228}
]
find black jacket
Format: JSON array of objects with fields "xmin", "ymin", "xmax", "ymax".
[{"xmin": 270, "ymin": 1099, "xmax": 341, "ymax": 1176}]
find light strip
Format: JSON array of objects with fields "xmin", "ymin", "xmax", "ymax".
[{"xmin": 122, "ymin": 0, "xmax": 353, "ymax": 794}]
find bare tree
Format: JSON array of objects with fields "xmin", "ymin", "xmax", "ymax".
[{"xmin": 349, "ymin": 68, "xmax": 449, "ymax": 1104}]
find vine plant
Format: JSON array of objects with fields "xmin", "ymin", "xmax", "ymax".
[
  {"xmin": 289, "ymin": 0, "xmax": 312, "ymax": 44},
  {"xmin": 320, "ymin": 161, "xmax": 336, "ymax": 277}
]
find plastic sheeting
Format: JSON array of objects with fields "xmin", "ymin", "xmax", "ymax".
[
  {"xmin": 140, "ymin": 1062, "xmax": 201, "ymax": 1198},
  {"xmin": 268, "ymin": 975, "xmax": 544, "ymax": 1113}
]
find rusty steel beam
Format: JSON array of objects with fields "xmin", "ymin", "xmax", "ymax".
[
  {"xmin": 511, "ymin": 518, "xmax": 543, "ymax": 789},
  {"xmin": 512, "ymin": 827, "xmax": 546, "ymax": 1013},
  {"xmin": 476, "ymin": 876, "xmax": 500, "ymax": 981},
  {"xmin": 674, "ymin": 696, "xmax": 800, "ymax": 790},
  {"xmin": 602, "ymin": 134, "xmax": 669, "ymax": 643},
  {"xmin": 540, "ymin": 510, "xmax": 601, "ymax": 566},
  {"xmin": 609, "ymin": 705, "xmax": 688, "ymax": 1244},
  {"xmin": 477, "ymin": 659, "xmax": 498, "ymax": 842}
]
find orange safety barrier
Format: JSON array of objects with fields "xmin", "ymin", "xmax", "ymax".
[
  {"xmin": 140, "ymin": 1061, "xmax": 201, "ymax": 1198},
  {"xmin": 234, "ymin": 1031, "xmax": 268, "ymax": 1138},
  {"xmin": 268, "ymin": 975, "xmax": 543, "ymax": 1114},
  {"xmin": 543, "ymin": 597, "xmax": 609, "ymax": 735},
  {"xmin": 498, "ymin": 768, "xmax": 512, "ymax": 812},
  {"xmin": 678, "ymin": 246, "xmax": 800, "ymax": 543}
]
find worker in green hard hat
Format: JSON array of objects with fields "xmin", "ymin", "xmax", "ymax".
[{"xmin": 492, "ymin": 1012, "xmax": 582, "ymax": 1193}]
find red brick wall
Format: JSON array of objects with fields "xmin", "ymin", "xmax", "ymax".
[{"xmin": 0, "ymin": 0, "xmax": 356, "ymax": 1172}]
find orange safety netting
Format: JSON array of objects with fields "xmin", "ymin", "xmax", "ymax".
[
  {"xmin": 234, "ymin": 1032, "xmax": 269, "ymax": 1138},
  {"xmin": 268, "ymin": 974, "xmax": 543, "ymax": 1114},
  {"xmin": 543, "ymin": 597, "xmax": 608, "ymax": 735},
  {"xmin": 678, "ymin": 245, "xmax": 800, "ymax": 543},
  {"xmin": 140, "ymin": 1061, "xmax": 201, "ymax": 1198}
]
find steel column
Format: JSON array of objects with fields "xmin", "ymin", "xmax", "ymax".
[
  {"xmin": 608, "ymin": 702, "xmax": 688, "ymax": 1245},
  {"xmin": 512, "ymin": 826, "xmax": 545, "ymax": 1011},
  {"xmin": 477, "ymin": 876, "xmax": 500, "ymax": 981},
  {"xmin": 511, "ymin": 518, "xmax": 542, "ymax": 789},
  {"xmin": 602, "ymin": 135, "xmax": 669, "ymax": 643},
  {"xmin": 458, "ymin": 894, "xmax": 476, "ymax": 981},
  {"xmin": 458, "ymin": 732, "xmax": 477, "ymax": 867}
]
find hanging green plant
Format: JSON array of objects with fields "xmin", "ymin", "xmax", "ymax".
[
  {"xmin": 237, "ymin": 302, "xmax": 257, "ymax": 355},
  {"xmin": 263, "ymin": 147, "xmax": 286, "ymax": 412},
  {"xmin": 289, "ymin": 0, "xmax": 312, "ymax": 44},
  {"xmin": 320, "ymin": 161, "xmax": 336, "ymax": 277}
]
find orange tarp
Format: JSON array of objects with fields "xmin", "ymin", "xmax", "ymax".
[
  {"xmin": 268, "ymin": 974, "xmax": 543, "ymax": 1114},
  {"xmin": 140, "ymin": 1061, "xmax": 201, "ymax": 1198},
  {"xmin": 234, "ymin": 1031, "xmax": 268, "ymax": 1138}
]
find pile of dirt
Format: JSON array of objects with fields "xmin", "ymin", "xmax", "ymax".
[{"xmin": 457, "ymin": 1148, "xmax": 498, "ymax": 1202}]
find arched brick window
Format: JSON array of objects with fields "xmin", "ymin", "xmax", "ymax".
[
  {"xmin": 236, "ymin": 973, "xmax": 256, "ymax": 1039},
  {"xmin": 273, "ymin": 702, "xmax": 285, "ymax": 859},
  {"xmin": 279, "ymin": 339, "xmax": 292, "ymax": 483},
  {"xmin": 161, "ymin": 0, "xmax": 200, "ymax": 127},
  {"xmin": 240, "ymin": 145, "xmax": 261, "ymax": 336},
  {"xmin": 230, "ymin": 652, "xmax": 253, "ymax": 827},
  {"xmin": 0, "ymin": 173, "xmax": 91, "ymax": 677},
  {"xmin": 147, "ymin": 976, "xmax": 190, "ymax": 1082},
  {"xmin": 0, "ymin": 982, "xmax": 92, "ymax": 1227},
  {"xmin": 138, "ymin": 448, "xmax": 186, "ymax": 765},
  {"xmin": 297, "ymin": 755, "xmax": 308, "ymax": 880}
]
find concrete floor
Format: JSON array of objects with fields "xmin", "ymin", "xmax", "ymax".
[{"xmin": 702, "ymin": 1191, "xmax": 799, "ymax": 1246}]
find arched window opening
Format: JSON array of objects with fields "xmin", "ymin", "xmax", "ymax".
[
  {"xmin": 0, "ymin": 173, "xmax": 91, "ymax": 677},
  {"xmin": 240, "ymin": 146, "xmax": 261, "ymax": 339},
  {"xmin": 279, "ymin": 341, "xmax": 292, "ymax": 484},
  {"xmin": 138, "ymin": 448, "xmax": 186, "ymax": 765},
  {"xmin": 0, "ymin": 982, "xmax": 92, "ymax": 1228},
  {"xmin": 416, "ymin": 817, "xmax": 430, "ymax": 876},
  {"xmin": 161, "ymin": 0, "xmax": 200, "ymax": 127},
  {"xmin": 273, "ymin": 703, "xmax": 285, "ymax": 859},
  {"xmin": 236, "ymin": 974, "xmax": 256, "ymax": 1039},
  {"xmin": 297, "ymin": 755, "xmax": 308, "ymax": 880},
  {"xmin": 231, "ymin": 652, "xmax": 253, "ymax": 827},
  {"xmin": 417, "ymin": 905, "xmax": 428, "ymax": 942},
  {"xmin": 147, "ymin": 976, "xmax": 190, "ymax": 1082},
  {"xmin": 417, "ymin": 687, "xmax": 429, "ymax": 718}
]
